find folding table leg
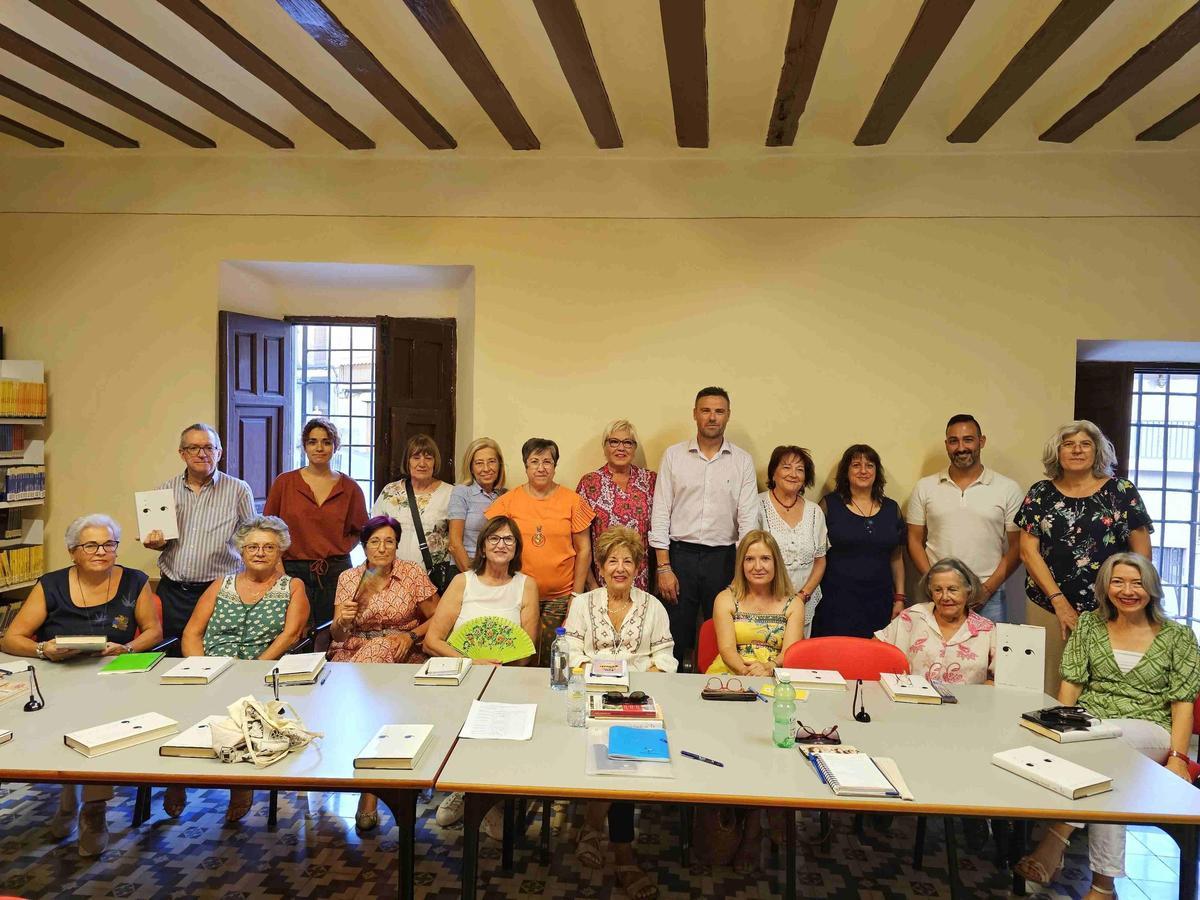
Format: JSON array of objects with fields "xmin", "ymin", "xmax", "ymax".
[
  {"xmin": 1011, "ymin": 820, "xmax": 1028, "ymax": 896},
  {"xmin": 679, "ymin": 805, "xmax": 692, "ymax": 867},
  {"xmin": 784, "ymin": 806, "xmax": 796, "ymax": 900},
  {"xmin": 375, "ymin": 789, "xmax": 417, "ymax": 900},
  {"xmin": 133, "ymin": 785, "xmax": 150, "ymax": 826},
  {"xmin": 540, "ymin": 799, "xmax": 551, "ymax": 864},
  {"xmin": 267, "ymin": 789, "xmax": 279, "ymax": 829},
  {"xmin": 943, "ymin": 816, "xmax": 963, "ymax": 900},
  {"xmin": 1178, "ymin": 822, "xmax": 1198, "ymax": 900},
  {"xmin": 501, "ymin": 798, "xmax": 516, "ymax": 871},
  {"xmin": 462, "ymin": 793, "xmax": 488, "ymax": 900},
  {"xmin": 912, "ymin": 816, "xmax": 927, "ymax": 869}
]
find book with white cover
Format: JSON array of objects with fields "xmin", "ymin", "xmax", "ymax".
[
  {"xmin": 0, "ymin": 729, "xmax": 11, "ymax": 746},
  {"xmin": 160, "ymin": 656, "xmax": 234, "ymax": 685},
  {"xmin": 774, "ymin": 668, "xmax": 848, "ymax": 691},
  {"xmin": 64, "ymin": 712, "xmax": 179, "ymax": 758},
  {"xmin": 1019, "ymin": 711, "xmax": 1123, "ymax": 744},
  {"xmin": 159, "ymin": 715, "xmax": 224, "ymax": 758},
  {"xmin": 994, "ymin": 623, "xmax": 1046, "ymax": 692},
  {"xmin": 354, "ymin": 724, "xmax": 434, "ymax": 769},
  {"xmin": 880, "ymin": 673, "xmax": 942, "ymax": 705},
  {"xmin": 135, "ymin": 489, "xmax": 179, "ymax": 541},
  {"xmin": 584, "ymin": 659, "xmax": 629, "ymax": 692},
  {"xmin": 991, "ymin": 745, "xmax": 1113, "ymax": 799},
  {"xmin": 55, "ymin": 635, "xmax": 107, "ymax": 653},
  {"xmin": 264, "ymin": 652, "xmax": 326, "ymax": 685},
  {"xmin": 414, "ymin": 657, "xmax": 471, "ymax": 685}
]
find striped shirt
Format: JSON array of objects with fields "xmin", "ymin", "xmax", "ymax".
[{"xmin": 157, "ymin": 469, "xmax": 255, "ymax": 583}]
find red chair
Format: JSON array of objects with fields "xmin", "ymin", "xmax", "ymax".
[
  {"xmin": 780, "ymin": 637, "xmax": 910, "ymax": 680},
  {"xmin": 695, "ymin": 619, "xmax": 719, "ymax": 673}
]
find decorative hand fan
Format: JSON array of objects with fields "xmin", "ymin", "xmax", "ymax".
[{"xmin": 448, "ymin": 616, "xmax": 536, "ymax": 663}]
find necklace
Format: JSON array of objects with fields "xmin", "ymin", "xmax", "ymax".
[
  {"xmin": 771, "ymin": 489, "xmax": 799, "ymax": 511},
  {"xmin": 73, "ymin": 567, "xmax": 114, "ymax": 608},
  {"xmin": 533, "ymin": 524, "xmax": 545, "ymax": 547},
  {"xmin": 850, "ymin": 497, "xmax": 876, "ymax": 517}
]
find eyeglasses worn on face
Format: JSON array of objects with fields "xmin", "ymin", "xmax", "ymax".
[
  {"xmin": 181, "ymin": 445, "xmax": 217, "ymax": 456},
  {"xmin": 74, "ymin": 541, "xmax": 119, "ymax": 555},
  {"xmin": 366, "ymin": 538, "xmax": 398, "ymax": 549},
  {"xmin": 486, "ymin": 535, "xmax": 516, "ymax": 547},
  {"xmin": 242, "ymin": 544, "xmax": 280, "ymax": 555},
  {"xmin": 606, "ymin": 438, "xmax": 637, "ymax": 450}
]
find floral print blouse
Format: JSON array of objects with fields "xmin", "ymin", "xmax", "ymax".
[
  {"xmin": 874, "ymin": 602, "xmax": 996, "ymax": 685},
  {"xmin": 372, "ymin": 480, "xmax": 453, "ymax": 571},
  {"xmin": 576, "ymin": 464, "xmax": 657, "ymax": 590},
  {"xmin": 1015, "ymin": 478, "xmax": 1153, "ymax": 614}
]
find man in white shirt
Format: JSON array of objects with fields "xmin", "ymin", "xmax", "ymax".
[
  {"xmin": 650, "ymin": 387, "xmax": 758, "ymax": 668},
  {"xmin": 906, "ymin": 414, "xmax": 1023, "ymax": 622}
]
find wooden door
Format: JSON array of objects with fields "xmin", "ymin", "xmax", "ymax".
[
  {"xmin": 374, "ymin": 317, "xmax": 456, "ymax": 491},
  {"xmin": 219, "ymin": 311, "xmax": 294, "ymax": 511},
  {"xmin": 1074, "ymin": 361, "xmax": 1134, "ymax": 479}
]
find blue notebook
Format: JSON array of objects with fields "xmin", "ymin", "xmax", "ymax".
[{"xmin": 607, "ymin": 726, "xmax": 670, "ymax": 762}]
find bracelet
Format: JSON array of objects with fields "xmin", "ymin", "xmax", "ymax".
[
  {"xmin": 799, "ymin": 590, "xmax": 811, "ymax": 601},
  {"xmin": 657, "ymin": 564, "xmax": 672, "ymax": 572},
  {"xmin": 123, "ymin": 643, "xmax": 133, "ymax": 654},
  {"xmin": 1047, "ymin": 591, "xmax": 1065, "ymax": 602},
  {"xmin": 892, "ymin": 593, "xmax": 907, "ymax": 603},
  {"xmin": 35, "ymin": 641, "xmax": 45, "ymax": 659},
  {"xmin": 1168, "ymin": 749, "xmax": 1191, "ymax": 765}
]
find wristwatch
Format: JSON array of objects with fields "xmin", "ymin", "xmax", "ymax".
[{"xmin": 35, "ymin": 641, "xmax": 46, "ymax": 659}]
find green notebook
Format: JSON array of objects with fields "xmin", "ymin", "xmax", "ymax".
[{"xmin": 98, "ymin": 652, "xmax": 165, "ymax": 675}]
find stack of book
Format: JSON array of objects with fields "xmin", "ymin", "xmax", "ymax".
[
  {"xmin": 0, "ymin": 381, "xmax": 47, "ymax": 418},
  {"xmin": 584, "ymin": 659, "xmax": 629, "ymax": 692},
  {"xmin": 414, "ymin": 657, "xmax": 471, "ymax": 685},
  {"xmin": 0, "ymin": 425, "xmax": 26, "ymax": 458},
  {"xmin": 1, "ymin": 509, "xmax": 23, "ymax": 539},
  {"xmin": 587, "ymin": 692, "xmax": 662, "ymax": 721},
  {"xmin": 0, "ymin": 545, "xmax": 43, "ymax": 587},
  {"xmin": 0, "ymin": 465, "xmax": 45, "ymax": 502}
]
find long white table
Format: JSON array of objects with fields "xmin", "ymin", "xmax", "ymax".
[
  {"xmin": 437, "ymin": 667, "xmax": 1200, "ymax": 899},
  {"xmin": 0, "ymin": 654, "xmax": 494, "ymax": 900}
]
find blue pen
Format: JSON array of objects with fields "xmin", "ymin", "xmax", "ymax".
[
  {"xmin": 807, "ymin": 752, "xmax": 828, "ymax": 785},
  {"xmin": 681, "ymin": 750, "xmax": 724, "ymax": 768}
]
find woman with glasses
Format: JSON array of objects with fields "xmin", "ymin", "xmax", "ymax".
[
  {"xmin": 2, "ymin": 514, "xmax": 160, "ymax": 857},
  {"xmin": 372, "ymin": 433, "xmax": 454, "ymax": 586},
  {"xmin": 264, "ymin": 417, "xmax": 368, "ymax": 627},
  {"xmin": 563, "ymin": 526, "xmax": 675, "ymax": 900},
  {"xmin": 447, "ymin": 438, "xmax": 508, "ymax": 572},
  {"xmin": 174, "ymin": 515, "xmax": 310, "ymax": 821},
  {"xmin": 576, "ymin": 420, "xmax": 657, "ymax": 591}
]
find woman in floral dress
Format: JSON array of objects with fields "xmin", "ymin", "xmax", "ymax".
[{"xmin": 372, "ymin": 433, "xmax": 454, "ymax": 579}]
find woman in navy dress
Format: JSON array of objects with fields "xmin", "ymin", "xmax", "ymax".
[{"xmin": 811, "ymin": 445, "xmax": 906, "ymax": 638}]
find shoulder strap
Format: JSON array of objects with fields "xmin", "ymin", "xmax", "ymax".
[{"xmin": 403, "ymin": 477, "xmax": 435, "ymax": 572}]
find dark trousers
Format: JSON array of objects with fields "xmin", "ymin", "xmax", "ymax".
[
  {"xmin": 284, "ymin": 556, "xmax": 353, "ymax": 627},
  {"xmin": 157, "ymin": 575, "xmax": 213, "ymax": 642},
  {"xmin": 666, "ymin": 541, "xmax": 736, "ymax": 668},
  {"xmin": 608, "ymin": 801, "xmax": 635, "ymax": 843}
]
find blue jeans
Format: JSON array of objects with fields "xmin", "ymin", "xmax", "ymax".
[{"xmin": 977, "ymin": 586, "xmax": 1007, "ymax": 623}]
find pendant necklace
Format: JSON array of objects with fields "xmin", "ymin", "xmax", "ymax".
[{"xmin": 533, "ymin": 524, "xmax": 545, "ymax": 547}]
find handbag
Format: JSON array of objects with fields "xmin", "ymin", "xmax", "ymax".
[
  {"xmin": 691, "ymin": 806, "xmax": 744, "ymax": 866},
  {"xmin": 210, "ymin": 694, "xmax": 323, "ymax": 768},
  {"xmin": 403, "ymin": 477, "xmax": 458, "ymax": 594}
]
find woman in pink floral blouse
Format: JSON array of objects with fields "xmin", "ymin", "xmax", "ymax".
[
  {"xmin": 874, "ymin": 557, "xmax": 996, "ymax": 684},
  {"xmin": 576, "ymin": 419, "xmax": 657, "ymax": 591}
]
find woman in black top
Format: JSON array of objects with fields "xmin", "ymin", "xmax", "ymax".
[{"xmin": 1, "ymin": 513, "xmax": 160, "ymax": 857}]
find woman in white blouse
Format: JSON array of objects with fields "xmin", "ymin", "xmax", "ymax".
[
  {"xmin": 564, "ymin": 526, "xmax": 675, "ymax": 900},
  {"xmin": 757, "ymin": 445, "xmax": 827, "ymax": 637},
  {"xmin": 372, "ymin": 434, "xmax": 454, "ymax": 574}
]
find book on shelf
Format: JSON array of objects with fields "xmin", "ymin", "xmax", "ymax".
[
  {"xmin": 0, "ymin": 545, "xmax": 44, "ymax": 587},
  {"xmin": 0, "ymin": 424, "xmax": 26, "ymax": 458},
  {"xmin": 264, "ymin": 652, "xmax": 327, "ymax": 685},
  {"xmin": 65, "ymin": 712, "xmax": 179, "ymax": 758},
  {"xmin": 0, "ymin": 466, "xmax": 46, "ymax": 502},
  {"xmin": 584, "ymin": 659, "xmax": 629, "ymax": 692},
  {"xmin": 354, "ymin": 724, "xmax": 435, "ymax": 769},
  {"xmin": 160, "ymin": 656, "xmax": 234, "ymax": 685},
  {"xmin": 414, "ymin": 656, "xmax": 471, "ymax": 685},
  {"xmin": 99, "ymin": 652, "xmax": 165, "ymax": 675},
  {"xmin": 0, "ymin": 381, "xmax": 47, "ymax": 418},
  {"xmin": 2, "ymin": 508, "xmax": 25, "ymax": 539},
  {"xmin": 55, "ymin": 635, "xmax": 108, "ymax": 653},
  {"xmin": 880, "ymin": 673, "xmax": 942, "ymax": 705},
  {"xmin": 1019, "ymin": 709, "xmax": 1123, "ymax": 743},
  {"xmin": 159, "ymin": 715, "xmax": 225, "ymax": 758},
  {"xmin": 587, "ymin": 692, "xmax": 662, "ymax": 720},
  {"xmin": 992, "ymin": 745, "xmax": 1113, "ymax": 799},
  {"xmin": 773, "ymin": 668, "xmax": 848, "ymax": 691}
]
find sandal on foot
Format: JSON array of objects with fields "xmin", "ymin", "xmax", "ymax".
[
  {"xmin": 163, "ymin": 786, "xmax": 187, "ymax": 818},
  {"xmin": 225, "ymin": 788, "xmax": 253, "ymax": 823},
  {"xmin": 575, "ymin": 825, "xmax": 606, "ymax": 868},
  {"xmin": 615, "ymin": 863, "xmax": 658, "ymax": 900},
  {"xmin": 355, "ymin": 810, "xmax": 380, "ymax": 832},
  {"xmin": 1086, "ymin": 888, "xmax": 1116, "ymax": 898},
  {"xmin": 1014, "ymin": 826, "xmax": 1070, "ymax": 885}
]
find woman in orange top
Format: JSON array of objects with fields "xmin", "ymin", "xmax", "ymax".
[{"xmin": 486, "ymin": 437, "xmax": 594, "ymax": 665}]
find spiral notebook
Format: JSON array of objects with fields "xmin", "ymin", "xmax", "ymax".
[{"xmin": 812, "ymin": 751, "xmax": 901, "ymax": 797}]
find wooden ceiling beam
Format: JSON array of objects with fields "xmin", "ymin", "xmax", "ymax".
[
  {"xmin": 156, "ymin": 0, "xmax": 372, "ymax": 150},
  {"xmin": 1041, "ymin": 3, "xmax": 1200, "ymax": 142},
  {"xmin": 0, "ymin": 24, "xmax": 214, "ymax": 148},
  {"xmin": 403, "ymin": 0, "xmax": 538, "ymax": 150},
  {"xmin": 30, "ymin": 0, "xmax": 292, "ymax": 148},
  {"xmin": 275, "ymin": 0, "xmax": 454, "ymax": 150},
  {"xmin": 659, "ymin": 0, "xmax": 708, "ymax": 148},
  {"xmin": 765, "ymin": 0, "xmax": 839, "ymax": 147},
  {"xmin": 1137, "ymin": 91, "xmax": 1200, "ymax": 141},
  {"xmin": 0, "ymin": 113, "xmax": 63, "ymax": 147},
  {"xmin": 532, "ymin": 0, "xmax": 620, "ymax": 149},
  {"xmin": 949, "ymin": 0, "xmax": 1114, "ymax": 143},
  {"xmin": 854, "ymin": 0, "xmax": 975, "ymax": 146},
  {"xmin": 0, "ymin": 74, "xmax": 136, "ymax": 146}
]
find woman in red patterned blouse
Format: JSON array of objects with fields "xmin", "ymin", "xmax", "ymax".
[{"xmin": 576, "ymin": 420, "xmax": 658, "ymax": 591}]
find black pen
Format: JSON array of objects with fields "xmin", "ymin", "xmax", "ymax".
[{"xmin": 681, "ymin": 750, "xmax": 724, "ymax": 767}]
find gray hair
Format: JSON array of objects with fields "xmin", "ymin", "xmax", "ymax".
[
  {"xmin": 65, "ymin": 514, "xmax": 121, "ymax": 550},
  {"xmin": 1041, "ymin": 420, "xmax": 1117, "ymax": 480},
  {"xmin": 601, "ymin": 418, "xmax": 640, "ymax": 449},
  {"xmin": 233, "ymin": 515, "xmax": 291, "ymax": 553},
  {"xmin": 918, "ymin": 557, "xmax": 985, "ymax": 610},
  {"xmin": 1094, "ymin": 552, "xmax": 1163, "ymax": 625},
  {"xmin": 179, "ymin": 422, "xmax": 222, "ymax": 451}
]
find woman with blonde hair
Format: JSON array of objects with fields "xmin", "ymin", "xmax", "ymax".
[
  {"xmin": 707, "ymin": 530, "xmax": 804, "ymax": 676},
  {"xmin": 448, "ymin": 437, "xmax": 507, "ymax": 572},
  {"xmin": 576, "ymin": 419, "xmax": 657, "ymax": 591}
]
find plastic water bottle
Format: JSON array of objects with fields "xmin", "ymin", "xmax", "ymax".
[
  {"xmin": 549, "ymin": 627, "xmax": 569, "ymax": 690},
  {"xmin": 567, "ymin": 666, "xmax": 587, "ymax": 727},
  {"xmin": 772, "ymin": 672, "xmax": 797, "ymax": 748}
]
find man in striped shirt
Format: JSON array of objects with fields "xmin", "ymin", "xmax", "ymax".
[{"xmin": 143, "ymin": 423, "xmax": 255, "ymax": 640}]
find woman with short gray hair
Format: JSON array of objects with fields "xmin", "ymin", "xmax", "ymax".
[
  {"xmin": 875, "ymin": 556, "xmax": 996, "ymax": 684},
  {"xmin": 1015, "ymin": 420, "xmax": 1152, "ymax": 694}
]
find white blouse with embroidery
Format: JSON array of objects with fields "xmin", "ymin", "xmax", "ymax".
[
  {"xmin": 564, "ymin": 587, "xmax": 678, "ymax": 673},
  {"xmin": 874, "ymin": 601, "xmax": 997, "ymax": 685}
]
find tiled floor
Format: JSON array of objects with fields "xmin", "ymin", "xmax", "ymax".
[{"xmin": 0, "ymin": 782, "xmax": 1193, "ymax": 899}]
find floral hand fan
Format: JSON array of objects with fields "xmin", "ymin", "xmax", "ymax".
[{"xmin": 448, "ymin": 616, "xmax": 536, "ymax": 663}]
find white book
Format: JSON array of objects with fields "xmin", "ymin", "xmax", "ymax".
[
  {"xmin": 584, "ymin": 660, "xmax": 629, "ymax": 692},
  {"xmin": 774, "ymin": 668, "xmax": 848, "ymax": 691},
  {"xmin": 880, "ymin": 673, "xmax": 942, "ymax": 705},
  {"xmin": 160, "ymin": 656, "xmax": 234, "ymax": 685},
  {"xmin": 414, "ymin": 657, "xmax": 471, "ymax": 685},
  {"xmin": 0, "ymin": 729, "xmax": 11, "ymax": 746},
  {"xmin": 994, "ymin": 623, "xmax": 1047, "ymax": 692},
  {"xmin": 64, "ymin": 712, "xmax": 179, "ymax": 758},
  {"xmin": 354, "ymin": 724, "xmax": 434, "ymax": 769},
  {"xmin": 991, "ymin": 745, "xmax": 1113, "ymax": 800},
  {"xmin": 159, "ymin": 715, "xmax": 225, "ymax": 758},
  {"xmin": 55, "ymin": 635, "xmax": 107, "ymax": 653},
  {"xmin": 264, "ymin": 652, "xmax": 327, "ymax": 685},
  {"xmin": 135, "ymin": 489, "xmax": 179, "ymax": 541}
]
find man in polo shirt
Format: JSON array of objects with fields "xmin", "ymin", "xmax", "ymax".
[
  {"xmin": 650, "ymin": 386, "xmax": 758, "ymax": 668},
  {"xmin": 906, "ymin": 414, "xmax": 1023, "ymax": 623},
  {"xmin": 143, "ymin": 423, "xmax": 254, "ymax": 640}
]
